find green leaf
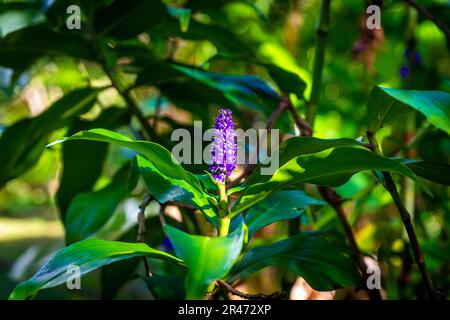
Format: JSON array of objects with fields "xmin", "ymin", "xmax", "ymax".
[
  {"xmin": 65, "ymin": 160, "xmax": 139, "ymax": 244},
  {"xmin": 150, "ymin": 19, "xmax": 253, "ymax": 56},
  {"xmin": 230, "ymin": 233, "xmax": 360, "ymax": 291},
  {"xmin": 244, "ymin": 190, "xmax": 325, "ymax": 237},
  {"xmin": 9, "ymin": 239, "xmax": 182, "ymax": 300},
  {"xmin": 248, "ymin": 137, "xmax": 365, "ymax": 185},
  {"xmin": 0, "ymin": 26, "xmax": 95, "ymax": 69},
  {"xmin": 367, "ymin": 86, "xmax": 450, "ymax": 134},
  {"xmin": 232, "ymin": 147, "xmax": 424, "ymax": 215},
  {"xmin": 50, "ymin": 129, "xmax": 217, "ymax": 221},
  {"xmin": 101, "ymin": 216, "xmax": 165, "ymax": 299},
  {"xmin": 94, "ymin": 0, "xmax": 169, "ymax": 39},
  {"xmin": 0, "ymin": 88, "xmax": 98, "ymax": 187},
  {"xmin": 56, "ymin": 107, "xmax": 130, "ymax": 218},
  {"xmin": 402, "ymin": 159, "xmax": 450, "ymax": 186},
  {"xmin": 165, "ymin": 223, "xmax": 245, "ymax": 299},
  {"xmin": 137, "ymin": 157, "xmax": 217, "ymax": 222},
  {"xmin": 143, "ymin": 273, "xmax": 185, "ymax": 300}
]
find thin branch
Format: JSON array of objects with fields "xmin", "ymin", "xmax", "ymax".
[
  {"xmin": 137, "ymin": 194, "xmax": 153, "ymax": 277},
  {"xmin": 367, "ymin": 130, "xmax": 439, "ymax": 299},
  {"xmin": 318, "ymin": 186, "xmax": 383, "ymax": 300},
  {"xmin": 216, "ymin": 280, "xmax": 287, "ymax": 300},
  {"xmin": 404, "ymin": 0, "xmax": 450, "ymax": 44}
]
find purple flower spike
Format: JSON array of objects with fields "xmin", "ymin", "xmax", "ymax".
[{"xmin": 210, "ymin": 108, "xmax": 237, "ymax": 184}]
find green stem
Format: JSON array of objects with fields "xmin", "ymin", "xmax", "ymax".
[
  {"xmin": 305, "ymin": 0, "xmax": 331, "ymax": 127},
  {"xmin": 367, "ymin": 130, "xmax": 438, "ymax": 299}
]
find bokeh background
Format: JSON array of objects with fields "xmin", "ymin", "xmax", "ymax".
[{"xmin": 0, "ymin": 0, "xmax": 449, "ymax": 299}]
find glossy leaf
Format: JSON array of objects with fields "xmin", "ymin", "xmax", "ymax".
[
  {"xmin": 367, "ymin": 86, "xmax": 450, "ymax": 134},
  {"xmin": 9, "ymin": 239, "xmax": 182, "ymax": 300},
  {"xmin": 244, "ymin": 190, "xmax": 325, "ymax": 237},
  {"xmin": 230, "ymin": 233, "xmax": 359, "ymax": 291},
  {"xmin": 165, "ymin": 223, "xmax": 245, "ymax": 299},
  {"xmin": 50, "ymin": 129, "xmax": 217, "ymax": 221},
  {"xmin": 232, "ymin": 147, "xmax": 424, "ymax": 215},
  {"xmin": 0, "ymin": 88, "xmax": 98, "ymax": 187},
  {"xmin": 65, "ymin": 160, "xmax": 139, "ymax": 244}
]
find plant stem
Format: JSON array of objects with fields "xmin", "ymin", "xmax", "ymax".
[
  {"xmin": 305, "ymin": 0, "xmax": 331, "ymax": 127},
  {"xmin": 367, "ymin": 130, "xmax": 438, "ymax": 299},
  {"xmin": 89, "ymin": 33, "xmax": 156, "ymax": 140},
  {"xmin": 218, "ymin": 216, "xmax": 230, "ymax": 237}
]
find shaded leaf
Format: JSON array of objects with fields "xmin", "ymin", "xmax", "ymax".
[
  {"xmin": 94, "ymin": 0, "xmax": 169, "ymax": 39},
  {"xmin": 0, "ymin": 26, "xmax": 95, "ymax": 69},
  {"xmin": 56, "ymin": 107, "xmax": 130, "ymax": 217},
  {"xmin": 402, "ymin": 159, "xmax": 450, "ymax": 186},
  {"xmin": 65, "ymin": 160, "xmax": 139, "ymax": 244},
  {"xmin": 9, "ymin": 239, "xmax": 182, "ymax": 300}
]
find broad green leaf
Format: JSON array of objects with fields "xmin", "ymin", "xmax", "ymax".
[
  {"xmin": 367, "ymin": 86, "xmax": 450, "ymax": 134},
  {"xmin": 244, "ymin": 190, "xmax": 325, "ymax": 237},
  {"xmin": 0, "ymin": 88, "xmax": 98, "ymax": 187},
  {"xmin": 94, "ymin": 0, "xmax": 169, "ymax": 39},
  {"xmin": 230, "ymin": 233, "xmax": 359, "ymax": 291},
  {"xmin": 56, "ymin": 107, "xmax": 130, "ymax": 217},
  {"xmin": 50, "ymin": 129, "xmax": 217, "ymax": 221},
  {"xmin": 232, "ymin": 147, "xmax": 424, "ymax": 215},
  {"xmin": 65, "ymin": 160, "xmax": 139, "ymax": 244},
  {"xmin": 165, "ymin": 223, "xmax": 245, "ymax": 299},
  {"xmin": 248, "ymin": 137, "xmax": 365, "ymax": 184},
  {"xmin": 0, "ymin": 26, "xmax": 95, "ymax": 69},
  {"xmin": 402, "ymin": 159, "xmax": 450, "ymax": 186},
  {"xmin": 9, "ymin": 239, "xmax": 182, "ymax": 300},
  {"xmin": 101, "ymin": 216, "xmax": 166, "ymax": 299}
]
